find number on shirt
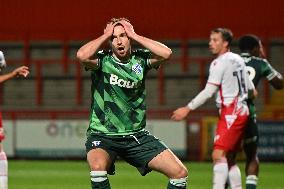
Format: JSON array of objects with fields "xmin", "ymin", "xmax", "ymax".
[{"xmin": 233, "ymin": 70, "xmax": 247, "ymax": 96}]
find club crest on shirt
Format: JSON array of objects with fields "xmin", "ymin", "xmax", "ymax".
[
  {"xmin": 132, "ymin": 63, "xmax": 143, "ymax": 75},
  {"xmin": 92, "ymin": 140, "xmax": 101, "ymax": 147}
]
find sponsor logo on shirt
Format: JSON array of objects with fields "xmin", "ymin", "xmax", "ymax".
[{"xmin": 110, "ymin": 74, "xmax": 137, "ymax": 88}]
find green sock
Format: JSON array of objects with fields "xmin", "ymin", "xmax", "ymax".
[
  {"xmin": 246, "ymin": 175, "xmax": 257, "ymax": 189},
  {"xmin": 246, "ymin": 184, "xmax": 256, "ymax": 189},
  {"xmin": 167, "ymin": 178, "xmax": 187, "ymax": 189},
  {"xmin": 91, "ymin": 179, "xmax": 111, "ymax": 189},
  {"xmin": 167, "ymin": 182, "xmax": 186, "ymax": 189}
]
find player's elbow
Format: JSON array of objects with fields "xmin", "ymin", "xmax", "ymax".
[
  {"xmin": 76, "ymin": 50, "xmax": 88, "ymax": 62},
  {"xmin": 161, "ymin": 48, "xmax": 172, "ymax": 61}
]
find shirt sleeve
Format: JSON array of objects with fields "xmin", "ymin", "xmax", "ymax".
[
  {"xmin": 262, "ymin": 59, "xmax": 280, "ymax": 81},
  {"xmin": 187, "ymin": 83, "xmax": 219, "ymax": 110},
  {"xmin": 207, "ymin": 60, "xmax": 224, "ymax": 86},
  {"xmin": 84, "ymin": 50, "xmax": 105, "ymax": 71}
]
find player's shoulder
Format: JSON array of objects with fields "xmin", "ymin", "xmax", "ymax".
[
  {"xmin": 215, "ymin": 52, "xmax": 243, "ymax": 65},
  {"xmin": 97, "ymin": 49, "xmax": 111, "ymax": 58},
  {"xmin": 132, "ymin": 49, "xmax": 151, "ymax": 57},
  {"xmin": 251, "ymin": 56, "xmax": 269, "ymax": 64},
  {"xmin": 227, "ymin": 52, "xmax": 243, "ymax": 60}
]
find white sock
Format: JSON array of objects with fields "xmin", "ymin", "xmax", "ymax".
[
  {"xmin": 246, "ymin": 175, "xmax": 258, "ymax": 186},
  {"xmin": 0, "ymin": 151, "xmax": 7, "ymax": 189},
  {"xmin": 229, "ymin": 165, "xmax": 242, "ymax": 189},
  {"xmin": 213, "ymin": 158, "xmax": 228, "ymax": 189}
]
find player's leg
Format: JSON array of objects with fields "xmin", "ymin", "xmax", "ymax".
[
  {"xmin": 148, "ymin": 149, "xmax": 188, "ymax": 189},
  {"xmin": 212, "ymin": 149, "xmax": 229, "ymax": 189},
  {"xmin": 227, "ymin": 152, "xmax": 242, "ymax": 189},
  {"xmin": 244, "ymin": 117, "xmax": 259, "ymax": 189},
  {"xmin": 0, "ymin": 144, "xmax": 7, "ymax": 189},
  {"xmin": 122, "ymin": 131, "xmax": 188, "ymax": 188},
  {"xmin": 87, "ymin": 149, "xmax": 112, "ymax": 189},
  {"xmin": 213, "ymin": 109, "xmax": 248, "ymax": 189},
  {"xmin": 85, "ymin": 135, "xmax": 116, "ymax": 189},
  {"xmin": 244, "ymin": 140, "xmax": 258, "ymax": 189},
  {"xmin": 0, "ymin": 114, "xmax": 7, "ymax": 189}
]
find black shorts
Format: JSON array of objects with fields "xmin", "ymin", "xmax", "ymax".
[
  {"xmin": 244, "ymin": 116, "xmax": 259, "ymax": 145},
  {"xmin": 85, "ymin": 130, "xmax": 168, "ymax": 176}
]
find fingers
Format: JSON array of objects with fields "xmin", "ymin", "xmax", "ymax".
[
  {"xmin": 171, "ymin": 109, "xmax": 183, "ymax": 121},
  {"xmin": 104, "ymin": 23, "xmax": 114, "ymax": 37},
  {"xmin": 118, "ymin": 20, "xmax": 135, "ymax": 38},
  {"xmin": 16, "ymin": 66, "xmax": 29, "ymax": 77},
  {"xmin": 171, "ymin": 107, "xmax": 190, "ymax": 121}
]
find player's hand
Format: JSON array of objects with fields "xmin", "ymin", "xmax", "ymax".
[
  {"xmin": 119, "ymin": 20, "xmax": 136, "ymax": 39},
  {"xmin": 171, "ymin": 106, "xmax": 191, "ymax": 121},
  {"xmin": 104, "ymin": 23, "xmax": 114, "ymax": 39},
  {"xmin": 13, "ymin": 66, "xmax": 29, "ymax": 77}
]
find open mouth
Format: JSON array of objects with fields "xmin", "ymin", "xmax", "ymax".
[{"xmin": 117, "ymin": 46, "xmax": 125, "ymax": 54}]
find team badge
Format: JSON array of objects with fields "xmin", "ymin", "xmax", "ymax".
[
  {"xmin": 92, "ymin": 140, "xmax": 101, "ymax": 147},
  {"xmin": 132, "ymin": 63, "xmax": 143, "ymax": 75}
]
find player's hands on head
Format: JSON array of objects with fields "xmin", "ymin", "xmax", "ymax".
[
  {"xmin": 119, "ymin": 20, "xmax": 136, "ymax": 39},
  {"xmin": 13, "ymin": 66, "xmax": 29, "ymax": 77},
  {"xmin": 104, "ymin": 23, "xmax": 114, "ymax": 39},
  {"xmin": 171, "ymin": 106, "xmax": 191, "ymax": 121}
]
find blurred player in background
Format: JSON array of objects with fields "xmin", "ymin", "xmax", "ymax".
[
  {"xmin": 77, "ymin": 18, "xmax": 188, "ymax": 189},
  {"xmin": 171, "ymin": 28, "xmax": 255, "ymax": 189},
  {"xmin": 238, "ymin": 35, "xmax": 283, "ymax": 189},
  {"xmin": 0, "ymin": 51, "xmax": 29, "ymax": 189}
]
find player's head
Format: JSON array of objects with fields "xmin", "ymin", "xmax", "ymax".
[
  {"xmin": 238, "ymin": 34, "xmax": 262, "ymax": 57},
  {"xmin": 209, "ymin": 28, "xmax": 233, "ymax": 55},
  {"xmin": 108, "ymin": 18, "xmax": 132, "ymax": 61},
  {"xmin": 0, "ymin": 51, "xmax": 7, "ymax": 72}
]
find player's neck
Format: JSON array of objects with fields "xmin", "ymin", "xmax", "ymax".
[{"xmin": 217, "ymin": 48, "xmax": 230, "ymax": 57}]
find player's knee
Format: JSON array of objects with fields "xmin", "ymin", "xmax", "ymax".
[
  {"xmin": 179, "ymin": 166, "xmax": 188, "ymax": 178},
  {"xmin": 90, "ymin": 164, "xmax": 102, "ymax": 171},
  {"xmin": 212, "ymin": 150, "xmax": 226, "ymax": 163},
  {"xmin": 174, "ymin": 165, "xmax": 188, "ymax": 178}
]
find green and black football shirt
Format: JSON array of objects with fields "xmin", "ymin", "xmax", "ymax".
[
  {"xmin": 86, "ymin": 49, "xmax": 154, "ymax": 136},
  {"xmin": 241, "ymin": 52, "xmax": 279, "ymax": 118}
]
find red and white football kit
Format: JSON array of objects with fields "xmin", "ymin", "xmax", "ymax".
[{"xmin": 208, "ymin": 52, "xmax": 251, "ymax": 152}]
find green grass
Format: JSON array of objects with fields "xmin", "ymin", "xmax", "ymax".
[{"xmin": 9, "ymin": 160, "xmax": 284, "ymax": 189}]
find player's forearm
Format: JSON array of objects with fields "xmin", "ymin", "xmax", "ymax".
[
  {"xmin": 187, "ymin": 83, "xmax": 218, "ymax": 110},
  {"xmin": 77, "ymin": 34, "xmax": 109, "ymax": 62},
  {"xmin": 132, "ymin": 34, "xmax": 172, "ymax": 61},
  {"xmin": 0, "ymin": 72, "xmax": 16, "ymax": 83}
]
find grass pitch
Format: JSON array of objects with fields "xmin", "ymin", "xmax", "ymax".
[{"xmin": 9, "ymin": 160, "xmax": 284, "ymax": 189}]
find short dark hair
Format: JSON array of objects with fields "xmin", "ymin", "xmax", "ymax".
[
  {"xmin": 238, "ymin": 35, "xmax": 260, "ymax": 52},
  {"xmin": 211, "ymin": 28, "xmax": 233, "ymax": 46}
]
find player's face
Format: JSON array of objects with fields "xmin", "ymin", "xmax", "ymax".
[
  {"xmin": 209, "ymin": 32, "xmax": 228, "ymax": 55},
  {"xmin": 111, "ymin": 25, "xmax": 131, "ymax": 60}
]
